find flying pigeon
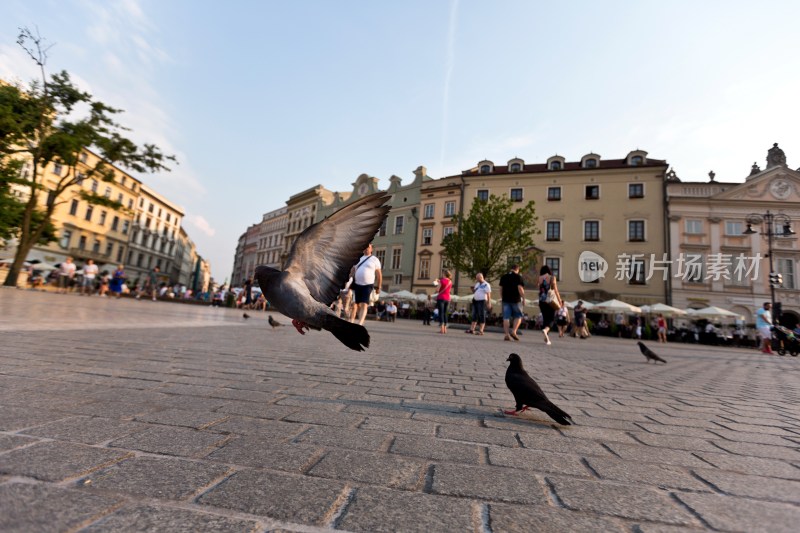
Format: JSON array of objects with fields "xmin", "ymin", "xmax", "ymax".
[
  {"xmin": 504, "ymin": 353, "xmax": 573, "ymax": 425},
  {"xmin": 638, "ymin": 341, "xmax": 667, "ymax": 364},
  {"xmin": 243, "ymin": 313, "xmax": 250, "ymax": 319},
  {"xmin": 254, "ymin": 192, "xmax": 391, "ymax": 351},
  {"xmin": 268, "ymin": 315, "xmax": 283, "ymax": 329}
]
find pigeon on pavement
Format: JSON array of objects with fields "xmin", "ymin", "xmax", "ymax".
[
  {"xmin": 504, "ymin": 353, "xmax": 573, "ymax": 425},
  {"xmin": 638, "ymin": 341, "xmax": 667, "ymax": 364},
  {"xmin": 255, "ymin": 192, "xmax": 391, "ymax": 351},
  {"xmin": 243, "ymin": 313, "xmax": 250, "ymax": 319},
  {"xmin": 268, "ymin": 315, "xmax": 283, "ymax": 329}
]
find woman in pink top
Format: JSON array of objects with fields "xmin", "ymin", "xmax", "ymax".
[{"xmin": 435, "ymin": 270, "xmax": 453, "ymax": 334}]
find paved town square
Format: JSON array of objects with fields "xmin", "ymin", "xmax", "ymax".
[{"xmin": 1, "ymin": 288, "xmax": 799, "ymax": 532}]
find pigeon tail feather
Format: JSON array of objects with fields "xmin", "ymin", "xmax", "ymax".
[
  {"xmin": 543, "ymin": 402, "xmax": 573, "ymax": 425},
  {"xmin": 321, "ymin": 315, "xmax": 370, "ymax": 351}
]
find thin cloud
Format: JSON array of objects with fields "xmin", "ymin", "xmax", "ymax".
[
  {"xmin": 439, "ymin": 0, "xmax": 459, "ymax": 169},
  {"xmin": 187, "ymin": 215, "xmax": 216, "ymax": 238}
]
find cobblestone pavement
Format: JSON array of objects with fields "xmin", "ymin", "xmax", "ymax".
[{"xmin": 1, "ymin": 288, "xmax": 799, "ymax": 532}]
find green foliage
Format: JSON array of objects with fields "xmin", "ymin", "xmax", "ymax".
[
  {"xmin": 1, "ymin": 27, "xmax": 175, "ymax": 286},
  {"xmin": 440, "ymin": 194, "xmax": 539, "ymax": 283}
]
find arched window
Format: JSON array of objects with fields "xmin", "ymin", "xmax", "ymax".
[
  {"xmin": 549, "ymin": 161, "xmax": 562, "ymax": 170},
  {"xmin": 480, "ymin": 165, "xmax": 491, "ymax": 174},
  {"xmin": 510, "ymin": 163, "xmax": 521, "ymax": 172},
  {"xmin": 631, "ymin": 156, "xmax": 643, "ymax": 166},
  {"xmin": 584, "ymin": 158, "xmax": 597, "ymax": 168}
]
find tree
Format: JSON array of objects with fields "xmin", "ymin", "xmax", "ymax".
[
  {"xmin": 441, "ymin": 194, "xmax": 540, "ymax": 283},
  {"xmin": 1, "ymin": 27, "xmax": 175, "ymax": 286}
]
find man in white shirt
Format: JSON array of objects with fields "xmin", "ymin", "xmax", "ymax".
[
  {"xmin": 58, "ymin": 256, "xmax": 76, "ymax": 294},
  {"xmin": 467, "ymin": 272, "xmax": 492, "ymax": 335},
  {"xmin": 756, "ymin": 302, "xmax": 773, "ymax": 354},
  {"xmin": 81, "ymin": 259, "xmax": 98, "ymax": 295},
  {"xmin": 350, "ymin": 242, "xmax": 382, "ymax": 326}
]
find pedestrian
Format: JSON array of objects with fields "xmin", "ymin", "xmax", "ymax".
[
  {"xmin": 573, "ymin": 300, "xmax": 589, "ymax": 339},
  {"xmin": 657, "ymin": 313, "xmax": 668, "ymax": 343},
  {"xmin": 435, "ymin": 270, "xmax": 453, "ymax": 334},
  {"xmin": 386, "ymin": 301, "xmax": 398, "ymax": 322},
  {"xmin": 631, "ymin": 315, "xmax": 642, "ymax": 339},
  {"xmin": 501, "ymin": 264, "xmax": 526, "ymax": 341},
  {"xmin": 615, "ymin": 312, "xmax": 626, "ymax": 337},
  {"xmin": 57, "ymin": 257, "xmax": 76, "ymax": 294},
  {"xmin": 422, "ymin": 295, "xmax": 433, "ymax": 325},
  {"xmin": 109, "ymin": 264, "xmax": 126, "ymax": 299},
  {"xmin": 467, "ymin": 273, "xmax": 491, "ymax": 335},
  {"xmin": 140, "ymin": 266, "xmax": 159, "ymax": 301},
  {"xmin": 243, "ymin": 276, "xmax": 254, "ymax": 309},
  {"xmin": 81, "ymin": 259, "xmax": 98, "ymax": 295},
  {"xmin": 756, "ymin": 302, "xmax": 773, "ymax": 354},
  {"xmin": 556, "ymin": 304, "xmax": 570, "ymax": 337},
  {"xmin": 350, "ymin": 242, "xmax": 382, "ymax": 326},
  {"xmin": 536, "ymin": 265, "xmax": 561, "ymax": 345}
]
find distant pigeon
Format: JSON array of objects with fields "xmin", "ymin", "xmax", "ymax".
[
  {"xmin": 243, "ymin": 313, "xmax": 250, "ymax": 319},
  {"xmin": 504, "ymin": 353, "xmax": 573, "ymax": 425},
  {"xmin": 268, "ymin": 315, "xmax": 283, "ymax": 329},
  {"xmin": 638, "ymin": 341, "xmax": 667, "ymax": 364},
  {"xmin": 255, "ymin": 192, "xmax": 391, "ymax": 351}
]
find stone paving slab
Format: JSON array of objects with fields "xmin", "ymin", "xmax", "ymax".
[{"xmin": 2, "ymin": 289, "xmax": 800, "ymax": 531}]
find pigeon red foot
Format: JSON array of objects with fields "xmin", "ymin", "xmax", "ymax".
[
  {"xmin": 503, "ymin": 406, "xmax": 529, "ymax": 416},
  {"xmin": 291, "ymin": 319, "xmax": 310, "ymax": 335}
]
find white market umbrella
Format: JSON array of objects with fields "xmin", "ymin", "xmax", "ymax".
[
  {"xmin": 390, "ymin": 290, "xmax": 418, "ymax": 301},
  {"xmin": 31, "ymin": 261, "xmax": 59, "ymax": 271},
  {"xmin": 592, "ymin": 299, "xmax": 642, "ymax": 314},
  {"xmin": 414, "ymin": 293, "xmax": 430, "ymax": 302},
  {"xmin": 378, "ymin": 290, "xmax": 392, "ymax": 299},
  {"xmin": 565, "ymin": 300, "xmax": 595, "ymax": 310},
  {"xmin": 685, "ymin": 306, "xmax": 743, "ymax": 321},
  {"xmin": 644, "ymin": 303, "xmax": 687, "ymax": 318}
]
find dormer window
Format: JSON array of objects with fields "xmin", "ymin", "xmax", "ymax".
[
  {"xmin": 550, "ymin": 161, "xmax": 561, "ymax": 170},
  {"xmin": 584, "ymin": 158, "xmax": 597, "ymax": 168},
  {"xmin": 510, "ymin": 163, "xmax": 522, "ymax": 172},
  {"xmin": 626, "ymin": 150, "xmax": 648, "ymax": 166},
  {"xmin": 631, "ymin": 156, "xmax": 643, "ymax": 166},
  {"xmin": 480, "ymin": 165, "xmax": 491, "ymax": 174}
]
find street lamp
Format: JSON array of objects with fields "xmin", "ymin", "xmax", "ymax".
[{"xmin": 743, "ymin": 210, "xmax": 795, "ymax": 321}]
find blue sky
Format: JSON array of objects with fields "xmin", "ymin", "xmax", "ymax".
[{"xmin": 2, "ymin": 0, "xmax": 799, "ymax": 282}]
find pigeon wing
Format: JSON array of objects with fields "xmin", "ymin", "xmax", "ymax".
[
  {"xmin": 506, "ymin": 369, "xmax": 547, "ymax": 406},
  {"xmin": 284, "ymin": 192, "xmax": 391, "ymax": 306}
]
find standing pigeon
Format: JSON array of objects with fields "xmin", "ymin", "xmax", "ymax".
[
  {"xmin": 254, "ymin": 192, "xmax": 391, "ymax": 351},
  {"xmin": 638, "ymin": 341, "xmax": 667, "ymax": 364},
  {"xmin": 268, "ymin": 315, "xmax": 283, "ymax": 329},
  {"xmin": 504, "ymin": 353, "xmax": 573, "ymax": 425},
  {"xmin": 243, "ymin": 313, "xmax": 250, "ymax": 319}
]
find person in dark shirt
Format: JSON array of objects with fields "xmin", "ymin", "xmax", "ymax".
[{"xmin": 499, "ymin": 264, "xmax": 525, "ymax": 341}]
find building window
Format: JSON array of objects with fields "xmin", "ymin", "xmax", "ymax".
[
  {"xmin": 422, "ymin": 228, "xmax": 433, "ymax": 245},
  {"xmin": 476, "ymin": 189, "xmax": 489, "ymax": 201},
  {"xmin": 394, "ymin": 215, "xmax": 405, "ymax": 234},
  {"xmin": 629, "ymin": 183, "xmax": 644, "ymax": 198},
  {"xmin": 510, "ymin": 188, "xmax": 523, "ymax": 202},
  {"xmin": 91, "ymin": 180, "xmax": 98, "ymax": 193},
  {"xmin": 127, "ymin": 199, "xmax": 133, "ymax": 209},
  {"xmin": 546, "ymin": 221, "xmax": 561, "ymax": 241},
  {"xmin": 443, "ymin": 226, "xmax": 455, "ymax": 239},
  {"xmin": 584, "ymin": 158, "xmax": 598, "ymax": 168},
  {"xmin": 148, "ymin": 204, "xmax": 154, "ymax": 213},
  {"xmin": 585, "ymin": 185, "xmax": 600, "ymax": 199},
  {"xmin": 85, "ymin": 205, "xmax": 93, "ymax": 222},
  {"xmin": 122, "ymin": 220, "xmax": 130, "ymax": 234},
  {"xmin": 777, "ymin": 258, "xmax": 796, "ymax": 289},
  {"xmin": 549, "ymin": 161, "xmax": 562, "ymax": 170},
  {"xmin": 480, "ymin": 164, "xmax": 491, "ymax": 174},
  {"xmin": 166, "ymin": 213, "xmax": 171, "ymax": 222},
  {"xmin": 725, "ymin": 221, "xmax": 743, "ymax": 235},
  {"xmin": 147, "ymin": 256, "xmax": 153, "ymax": 268},
  {"xmin": 76, "ymin": 172, "xmax": 85, "ymax": 185},
  {"xmin": 631, "ymin": 155, "xmax": 644, "ymax": 166},
  {"xmin": 137, "ymin": 253, "xmax": 143, "ymax": 267},
  {"xmin": 374, "ymin": 249, "xmax": 386, "ymax": 268},
  {"xmin": 79, "ymin": 235, "xmax": 87, "ymax": 250},
  {"xmin": 391, "ymin": 248, "xmax": 402, "ymax": 269},
  {"xmin": 60, "ymin": 230, "xmax": 72, "ymax": 249},
  {"xmin": 547, "ymin": 187, "xmax": 561, "ymax": 201},
  {"xmin": 121, "ymin": 176, "xmax": 126, "ymax": 187},
  {"xmin": 104, "ymin": 187, "xmax": 111, "ymax": 198},
  {"xmin": 117, "ymin": 193, "xmax": 123, "ymax": 203},
  {"xmin": 92, "ymin": 240, "xmax": 101, "ymax": 253},
  {"xmin": 545, "ymin": 258, "xmax": 560, "ymax": 280},
  {"xmin": 374, "ymin": 218, "xmax": 385, "ymax": 237},
  {"xmin": 69, "ymin": 199, "xmax": 79, "ymax": 216},
  {"xmin": 111, "ymin": 216, "xmax": 119, "ymax": 231},
  {"xmin": 423, "ymin": 204, "xmax": 434, "ymax": 219},
  {"xmin": 444, "ymin": 201, "xmax": 456, "ymax": 217},
  {"xmin": 116, "ymin": 246, "xmax": 124, "ymax": 263},
  {"xmin": 105, "ymin": 242, "xmax": 113, "ymax": 256},
  {"xmin": 53, "ymin": 162, "xmax": 62, "ymax": 175},
  {"xmin": 510, "ymin": 163, "xmax": 522, "ymax": 172},
  {"xmin": 685, "ymin": 219, "xmax": 703, "ymax": 234},
  {"xmin": 629, "ymin": 259, "xmax": 646, "ymax": 284},
  {"xmin": 584, "ymin": 221, "xmax": 600, "ymax": 241},
  {"xmin": 394, "ymin": 274, "xmax": 403, "ymax": 285},
  {"xmin": 158, "ymin": 208, "xmax": 162, "ymax": 217},
  {"xmin": 629, "ymin": 220, "xmax": 645, "ymax": 242},
  {"xmin": 139, "ymin": 198, "xmax": 144, "ymax": 208},
  {"xmin": 99, "ymin": 210, "xmax": 107, "ymax": 226},
  {"xmin": 419, "ymin": 258, "xmax": 430, "ymax": 279}
]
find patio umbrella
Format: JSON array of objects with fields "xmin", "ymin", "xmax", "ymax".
[
  {"xmin": 641, "ymin": 302, "xmax": 687, "ymax": 317},
  {"xmin": 565, "ymin": 300, "xmax": 595, "ymax": 310},
  {"xmin": 592, "ymin": 299, "xmax": 642, "ymax": 314},
  {"xmin": 390, "ymin": 290, "xmax": 418, "ymax": 301},
  {"xmin": 685, "ymin": 306, "xmax": 743, "ymax": 321}
]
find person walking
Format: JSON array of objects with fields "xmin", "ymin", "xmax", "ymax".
[
  {"xmin": 81, "ymin": 259, "xmax": 98, "ymax": 295},
  {"xmin": 500, "ymin": 264, "xmax": 525, "ymax": 341},
  {"xmin": 109, "ymin": 264, "xmax": 126, "ymax": 299},
  {"xmin": 756, "ymin": 302, "xmax": 773, "ymax": 354},
  {"xmin": 556, "ymin": 304, "xmax": 570, "ymax": 337},
  {"xmin": 573, "ymin": 300, "xmax": 589, "ymax": 339},
  {"xmin": 537, "ymin": 265, "xmax": 561, "ymax": 345},
  {"xmin": 435, "ymin": 270, "xmax": 453, "ymax": 334},
  {"xmin": 351, "ymin": 243, "xmax": 382, "ymax": 326},
  {"xmin": 57, "ymin": 257, "xmax": 76, "ymax": 294},
  {"xmin": 656, "ymin": 313, "xmax": 668, "ymax": 343},
  {"xmin": 243, "ymin": 276, "xmax": 254, "ymax": 309},
  {"xmin": 422, "ymin": 295, "xmax": 433, "ymax": 325},
  {"xmin": 467, "ymin": 273, "xmax": 491, "ymax": 335}
]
